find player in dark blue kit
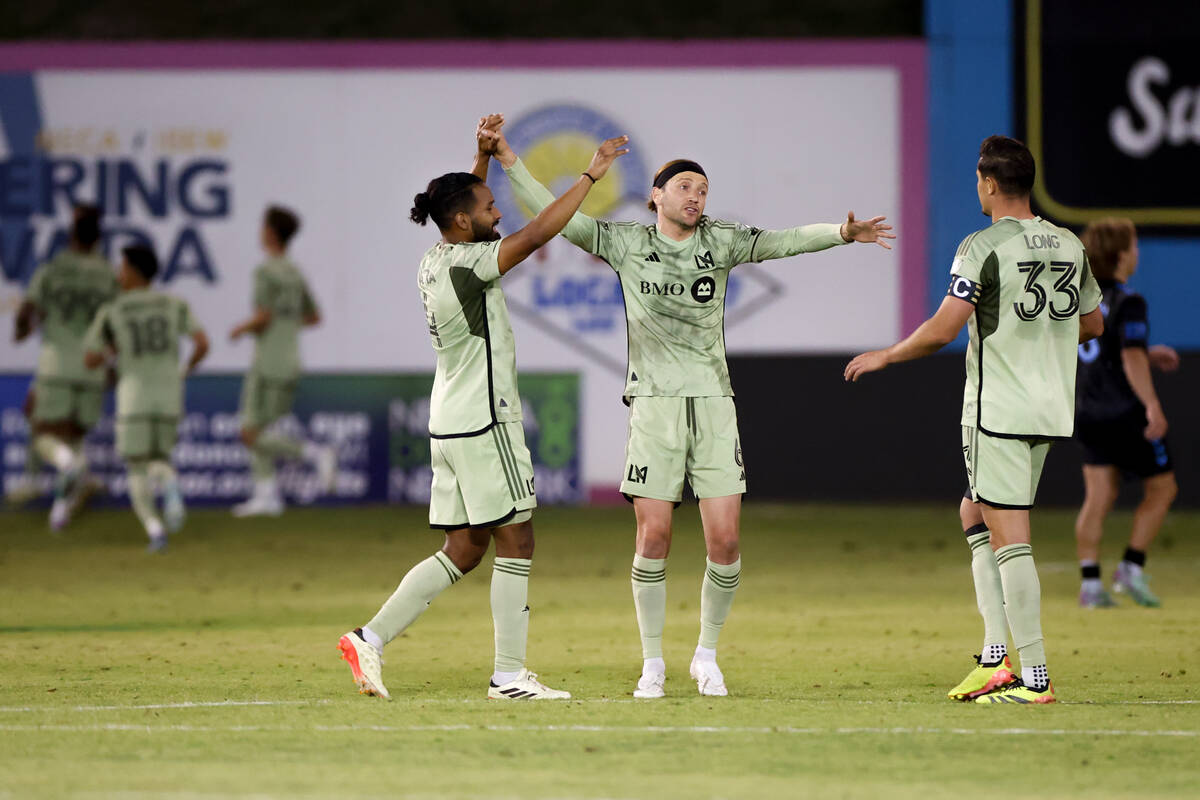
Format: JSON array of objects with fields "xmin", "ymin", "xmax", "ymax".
[{"xmin": 1073, "ymin": 218, "xmax": 1179, "ymax": 608}]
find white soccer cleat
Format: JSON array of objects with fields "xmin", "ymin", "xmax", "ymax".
[
  {"xmin": 689, "ymin": 656, "xmax": 728, "ymax": 697},
  {"xmin": 231, "ymin": 492, "xmax": 284, "ymax": 518},
  {"xmin": 633, "ymin": 670, "xmax": 666, "ymax": 699},
  {"xmin": 338, "ymin": 629, "xmax": 390, "ymax": 700},
  {"xmin": 488, "ymin": 668, "xmax": 571, "ymax": 700},
  {"xmin": 146, "ymin": 533, "xmax": 168, "ymax": 554},
  {"xmin": 163, "ymin": 481, "xmax": 186, "ymax": 533}
]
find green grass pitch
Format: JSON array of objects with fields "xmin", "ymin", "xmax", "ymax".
[{"xmin": 1, "ymin": 503, "xmax": 1197, "ymax": 798}]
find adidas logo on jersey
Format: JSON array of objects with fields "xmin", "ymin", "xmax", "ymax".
[{"xmin": 644, "ymin": 252, "xmax": 661, "ymax": 262}]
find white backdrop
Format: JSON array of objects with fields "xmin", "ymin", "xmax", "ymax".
[{"xmin": 0, "ymin": 65, "xmax": 910, "ymax": 492}]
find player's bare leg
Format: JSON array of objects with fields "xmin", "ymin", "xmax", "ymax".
[
  {"xmin": 976, "ymin": 506, "xmax": 1054, "ymax": 703},
  {"xmin": 690, "ymin": 494, "xmax": 740, "ymax": 697},
  {"xmin": 1114, "ymin": 471, "xmax": 1176, "ymax": 606},
  {"xmin": 1076, "ymin": 466, "xmax": 1120, "ymax": 607},
  {"xmin": 631, "ymin": 497, "xmax": 673, "ymax": 698}
]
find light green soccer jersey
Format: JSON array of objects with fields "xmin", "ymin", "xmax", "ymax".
[
  {"xmin": 84, "ymin": 288, "xmax": 203, "ymax": 417},
  {"xmin": 504, "ymin": 158, "xmax": 847, "ymax": 397},
  {"xmin": 250, "ymin": 257, "xmax": 317, "ymax": 380},
  {"xmin": 418, "ymin": 239, "xmax": 522, "ymax": 437},
  {"xmin": 24, "ymin": 250, "xmax": 119, "ymax": 385},
  {"xmin": 949, "ymin": 216, "xmax": 1102, "ymax": 439}
]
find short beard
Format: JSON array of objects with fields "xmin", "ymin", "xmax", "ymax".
[
  {"xmin": 472, "ymin": 219, "xmax": 501, "ymax": 242},
  {"xmin": 667, "ymin": 211, "xmax": 699, "ymax": 231}
]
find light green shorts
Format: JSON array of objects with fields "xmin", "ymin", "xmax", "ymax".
[
  {"xmin": 620, "ymin": 396, "xmax": 746, "ymax": 503},
  {"xmin": 962, "ymin": 426, "xmax": 1052, "ymax": 509},
  {"xmin": 116, "ymin": 415, "xmax": 179, "ymax": 461},
  {"xmin": 239, "ymin": 372, "xmax": 296, "ymax": 430},
  {"xmin": 32, "ymin": 377, "xmax": 105, "ymax": 430},
  {"xmin": 429, "ymin": 421, "xmax": 537, "ymax": 530}
]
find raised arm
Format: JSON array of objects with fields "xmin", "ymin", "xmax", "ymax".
[
  {"xmin": 491, "ymin": 128, "xmax": 602, "ymax": 254},
  {"xmin": 496, "ymin": 136, "xmax": 628, "ymax": 274},
  {"xmin": 748, "ymin": 212, "xmax": 894, "ymax": 262}
]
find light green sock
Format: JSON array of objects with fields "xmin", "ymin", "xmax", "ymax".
[
  {"xmin": 995, "ymin": 543, "xmax": 1048, "ymax": 683},
  {"xmin": 251, "ymin": 433, "xmax": 304, "ymax": 480},
  {"xmin": 631, "ymin": 555, "xmax": 667, "ymax": 660},
  {"xmin": 366, "ymin": 551, "xmax": 462, "ymax": 645},
  {"xmin": 127, "ymin": 464, "xmax": 163, "ymax": 538},
  {"xmin": 967, "ymin": 526, "xmax": 1009, "ymax": 654},
  {"xmin": 699, "ymin": 557, "xmax": 741, "ymax": 650},
  {"xmin": 491, "ymin": 558, "xmax": 532, "ymax": 674}
]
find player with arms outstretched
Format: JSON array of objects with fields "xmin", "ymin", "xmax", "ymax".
[
  {"xmin": 13, "ymin": 205, "xmax": 118, "ymax": 530},
  {"xmin": 846, "ymin": 135, "xmax": 1104, "ymax": 704},
  {"xmin": 337, "ymin": 120, "xmax": 629, "ymax": 701},
  {"xmin": 230, "ymin": 206, "xmax": 336, "ymax": 517},
  {"xmin": 84, "ymin": 246, "xmax": 208, "ymax": 551},
  {"xmin": 487, "ymin": 116, "xmax": 893, "ymax": 698}
]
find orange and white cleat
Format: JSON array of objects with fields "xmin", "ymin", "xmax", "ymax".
[{"xmin": 338, "ymin": 629, "xmax": 390, "ymax": 700}]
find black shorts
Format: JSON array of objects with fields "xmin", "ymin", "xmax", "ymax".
[{"xmin": 1076, "ymin": 411, "xmax": 1173, "ymax": 480}]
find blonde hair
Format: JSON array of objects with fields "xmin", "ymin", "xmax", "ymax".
[{"xmin": 1080, "ymin": 217, "xmax": 1135, "ymax": 281}]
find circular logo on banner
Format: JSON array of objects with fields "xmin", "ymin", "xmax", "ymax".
[
  {"xmin": 491, "ymin": 105, "xmax": 649, "ymax": 227},
  {"xmin": 691, "ymin": 276, "xmax": 716, "ymax": 303}
]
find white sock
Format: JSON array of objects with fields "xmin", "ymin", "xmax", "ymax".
[
  {"xmin": 981, "ymin": 643, "xmax": 1007, "ymax": 664},
  {"xmin": 361, "ymin": 626, "xmax": 384, "ymax": 652},
  {"xmin": 1081, "ymin": 577, "xmax": 1103, "ymax": 592},
  {"xmin": 1022, "ymin": 664, "xmax": 1049, "ymax": 691},
  {"xmin": 491, "ymin": 670, "xmax": 521, "ymax": 686},
  {"xmin": 146, "ymin": 518, "xmax": 165, "ymax": 541},
  {"xmin": 693, "ymin": 645, "xmax": 717, "ymax": 663},
  {"xmin": 34, "ymin": 435, "xmax": 75, "ymax": 472},
  {"xmin": 302, "ymin": 441, "xmax": 326, "ymax": 462},
  {"xmin": 256, "ymin": 478, "xmax": 279, "ymax": 499},
  {"xmin": 1120, "ymin": 560, "xmax": 1144, "ymax": 577},
  {"xmin": 642, "ymin": 657, "xmax": 665, "ymax": 677}
]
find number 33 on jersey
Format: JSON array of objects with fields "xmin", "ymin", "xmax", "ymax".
[{"xmin": 948, "ymin": 217, "xmax": 1103, "ymax": 440}]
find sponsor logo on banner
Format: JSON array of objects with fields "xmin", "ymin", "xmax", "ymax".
[
  {"xmin": 492, "ymin": 104, "xmax": 784, "ymax": 375},
  {"xmin": 1020, "ymin": 0, "xmax": 1200, "ymax": 226},
  {"xmin": 0, "ymin": 72, "xmax": 231, "ymax": 285}
]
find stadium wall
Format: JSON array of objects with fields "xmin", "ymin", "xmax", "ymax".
[{"xmin": 729, "ymin": 353, "xmax": 1198, "ymax": 509}]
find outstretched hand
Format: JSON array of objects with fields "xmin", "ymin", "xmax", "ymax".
[
  {"xmin": 840, "ymin": 212, "xmax": 895, "ymax": 249},
  {"xmin": 844, "ymin": 349, "xmax": 889, "ymax": 382},
  {"xmin": 585, "ymin": 136, "xmax": 630, "ymax": 181}
]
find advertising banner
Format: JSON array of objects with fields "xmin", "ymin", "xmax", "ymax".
[
  {"xmin": 0, "ymin": 42, "xmax": 926, "ymax": 491},
  {"xmin": 0, "ymin": 372, "xmax": 581, "ymax": 507}
]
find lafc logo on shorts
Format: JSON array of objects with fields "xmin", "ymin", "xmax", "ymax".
[{"xmin": 627, "ymin": 464, "xmax": 648, "ymax": 484}]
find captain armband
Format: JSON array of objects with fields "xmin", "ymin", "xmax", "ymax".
[{"xmin": 947, "ymin": 275, "xmax": 982, "ymax": 306}]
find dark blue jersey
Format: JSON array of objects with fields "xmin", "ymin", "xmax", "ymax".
[{"xmin": 1075, "ymin": 280, "xmax": 1149, "ymax": 423}]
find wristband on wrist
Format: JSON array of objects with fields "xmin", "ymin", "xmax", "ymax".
[{"xmin": 582, "ymin": 172, "xmax": 597, "ymax": 184}]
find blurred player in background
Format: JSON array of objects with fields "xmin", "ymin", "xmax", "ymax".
[
  {"xmin": 846, "ymin": 135, "xmax": 1103, "ymax": 704},
  {"xmin": 84, "ymin": 246, "xmax": 209, "ymax": 552},
  {"xmin": 12, "ymin": 204, "xmax": 118, "ymax": 530},
  {"xmin": 489, "ymin": 116, "xmax": 893, "ymax": 698},
  {"xmin": 337, "ymin": 119, "xmax": 628, "ymax": 701},
  {"xmin": 229, "ymin": 206, "xmax": 335, "ymax": 517},
  {"xmin": 1074, "ymin": 218, "xmax": 1179, "ymax": 608}
]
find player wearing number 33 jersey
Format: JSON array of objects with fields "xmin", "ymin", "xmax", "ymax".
[{"xmin": 846, "ymin": 135, "xmax": 1105, "ymax": 704}]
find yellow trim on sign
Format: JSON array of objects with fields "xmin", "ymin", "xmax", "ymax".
[{"xmin": 1025, "ymin": 0, "xmax": 1200, "ymax": 225}]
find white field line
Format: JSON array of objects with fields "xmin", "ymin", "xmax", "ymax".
[
  {"xmin": 0, "ymin": 700, "xmax": 319, "ymax": 713},
  {"xmin": 0, "ymin": 722, "xmax": 1196, "ymax": 737},
  {"xmin": 0, "ymin": 698, "xmax": 1195, "ymax": 713}
]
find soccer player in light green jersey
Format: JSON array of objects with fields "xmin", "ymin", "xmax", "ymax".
[
  {"xmin": 84, "ymin": 246, "xmax": 209, "ymax": 552},
  {"xmin": 13, "ymin": 205, "xmax": 119, "ymax": 531},
  {"xmin": 486, "ymin": 116, "xmax": 894, "ymax": 698},
  {"xmin": 846, "ymin": 135, "xmax": 1104, "ymax": 704},
  {"xmin": 338, "ymin": 120, "xmax": 628, "ymax": 702},
  {"xmin": 229, "ymin": 206, "xmax": 336, "ymax": 517}
]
